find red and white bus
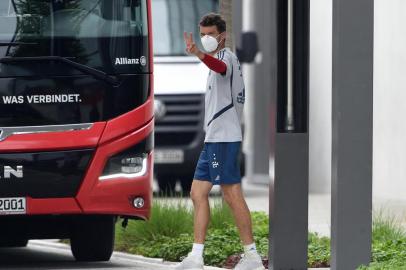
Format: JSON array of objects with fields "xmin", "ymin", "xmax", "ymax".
[{"xmin": 0, "ymin": 0, "xmax": 153, "ymax": 261}]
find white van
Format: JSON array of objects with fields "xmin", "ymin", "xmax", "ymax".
[{"xmin": 152, "ymin": 0, "xmax": 219, "ymax": 193}]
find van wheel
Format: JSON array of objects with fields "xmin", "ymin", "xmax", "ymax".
[
  {"xmin": 70, "ymin": 216, "xmax": 115, "ymax": 262},
  {"xmin": 0, "ymin": 238, "xmax": 28, "ymax": 248},
  {"xmin": 180, "ymin": 176, "xmax": 193, "ymax": 194},
  {"xmin": 157, "ymin": 175, "xmax": 176, "ymax": 195}
]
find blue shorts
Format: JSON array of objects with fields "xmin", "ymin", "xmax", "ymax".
[{"xmin": 193, "ymin": 142, "xmax": 242, "ymax": 185}]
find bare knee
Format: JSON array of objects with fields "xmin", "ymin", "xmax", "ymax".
[
  {"xmin": 222, "ymin": 184, "xmax": 242, "ymax": 207},
  {"xmin": 223, "ymin": 193, "xmax": 233, "ymax": 207},
  {"xmin": 190, "ymin": 187, "xmax": 209, "ymax": 205},
  {"xmin": 190, "ymin": 180, "xmax": 212, "ymax": 206}
]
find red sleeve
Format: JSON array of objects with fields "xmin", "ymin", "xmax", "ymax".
[{"xmin": 202, "ymin": 54, "xmax": 227, "ymax": 74}]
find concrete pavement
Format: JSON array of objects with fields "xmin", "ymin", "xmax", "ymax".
[
  {"xmin": 0, "ymin": 240, "xmax": 224, "ymax": 270},
  {"xmin": 4, "ymin": 240, "xmax": 326, "ymax": 270}
]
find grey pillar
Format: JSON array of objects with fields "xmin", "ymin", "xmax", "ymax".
[
  {"xmin": 232, "ymin": 0, "xmax": 242, "ymax": 47},
  {"xmin": 269, "ymin": 0, "xmax": 310, "ymax": 269},
  {"xmin": 331, "ymin": 0, "xmax": 374, "ymax": 269}
]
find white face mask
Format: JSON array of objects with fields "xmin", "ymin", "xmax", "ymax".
[{"xmin": 201, "ymin": 34, "xmax": 223, "ymax": 53}]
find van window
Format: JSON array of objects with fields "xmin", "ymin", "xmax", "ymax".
[{"xmin": 152, "ymin": 0, "xmax": 218, "ymax": 56}]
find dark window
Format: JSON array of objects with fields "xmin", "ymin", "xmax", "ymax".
[{"xmin": 0, "ymin": 0, "xmax": 149, "ymax": 77}]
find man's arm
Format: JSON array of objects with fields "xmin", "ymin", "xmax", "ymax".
[
  {"xmin": 184, "ymin": 32, "xmax": 227, "ymax": 74},
  {"xmin": 201, "ymin": 54, "xmax": 227, "ymax": 74}
]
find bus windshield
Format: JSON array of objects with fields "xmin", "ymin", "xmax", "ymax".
[{"xmin": 0, "ymin": 0, "xmax": 149, "ymax": 77}]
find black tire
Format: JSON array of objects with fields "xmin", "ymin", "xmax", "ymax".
[
  {"xmin": 0, "ymin": 238, "xmax": 28, "ymax": 248},
  {"xmin": 70, "ymin": 216, "xmax": 115, "ymax": 262},
  {"xmin": 179, "ymin": 176, "xmax": 193, "ymax": 194},
  {"xmin": 157, "ymin": 175, "xmax": 176, "ymax": 195}
]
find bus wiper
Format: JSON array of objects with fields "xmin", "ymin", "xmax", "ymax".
[
  {"xmin": 0, "ymin": 42, "xmax": 39, "ymax": 46},
  {"xmin": 0, "ymin": 56, "xmax": 120, "ymax": 86}
]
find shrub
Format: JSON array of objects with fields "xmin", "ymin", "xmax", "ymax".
[
  {"xmin": 357, "ymin": 210, "xmax": 406, "ymax": 270},
  {"xmin": 115, "ymin": 199, "xmax": 193, "ymax": 254},
  {"xmin": 115, "ymin": 201, "xmax": 406, "ymax": 269}
]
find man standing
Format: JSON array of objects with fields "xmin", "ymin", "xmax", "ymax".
[{"xmin": 175, "ymin": 13, "xmax": 265, "ymax": 270}]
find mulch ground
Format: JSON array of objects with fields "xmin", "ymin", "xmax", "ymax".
[{"xmin": 222, "ymin": 254, "xmax": 330, "ymax": 269}]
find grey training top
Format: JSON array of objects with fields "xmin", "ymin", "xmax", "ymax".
[{"xmin": 204, "ymin": 48, "xmax": 245, "ymax": 143}]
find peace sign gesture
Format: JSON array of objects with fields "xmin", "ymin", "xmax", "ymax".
[{"xmin": 184, "ymin": 32, "xmax": 200, "ymax": 56}]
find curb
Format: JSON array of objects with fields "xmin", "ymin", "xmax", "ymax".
[
  {"xmin": 29, "ymin": 240, "xmax": 329, "ymax": 270},
  {"xmin": 28, "ymin": 240, "xmax": 227, "ymax": 269}
]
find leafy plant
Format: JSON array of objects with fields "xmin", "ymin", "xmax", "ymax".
[
  {"xmin": 115, "ymin": 201, "xmax": 406, "ymax": 269},
  {"xmin": 357, "ymin": 210, "xmax": 406, "ymax": 270},
  {"xmin": 115, "ymin": 200, "xmax": 268, "ymax": 267},
  {"xmin": 308, "ymin": 232, "xmax": 330, "ymax": 267},
  {"xmin": 209, "ymin": 200, "xmax": 235, "ymax": 230},
  {"xmin": 115, "ymin": 199, "xmax": 193, "ymax": 253}
]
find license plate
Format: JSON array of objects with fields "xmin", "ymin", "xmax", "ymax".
[
  {"xmin": 0, "ymin": 197, "xmax": 26, "ymax": 215},
  {"xmin": 154, "ymin": 150, "xmax": 184, "ymax": 164}
]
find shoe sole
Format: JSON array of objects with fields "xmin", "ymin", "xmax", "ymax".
[
  {"xmin": 233, "ymin": 267, "xmax": 265, "ymax": 270},
  {"xmin": 173, "ymin": 268, "xmax": 202, "ymax": 270}
]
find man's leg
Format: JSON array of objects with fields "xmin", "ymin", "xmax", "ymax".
[
  {"xmin": 221, "ymin": 183, "xmax": 253, "ymax": 245},
  {"xmin": 190, "ymin": 180, "xmax": 213, "ymax": 244},
  {"xmin": 222, "ymin": 183, "xmax": 264, "ymax": 270},
  {"xmin": 175, "ymin": 146, "xmax": 212, "ymax": 269}
]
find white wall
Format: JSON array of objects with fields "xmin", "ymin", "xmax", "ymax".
[
  {"xmin": 309, "ymin": 0, "xmax": 332, "ymax": 193},
  {"xmin": 373, "ymin": 0, "xmax": 406, "ymax": 200},
  {"xmin": 309, "ymin": 0, "xmax": 406, "ymax": 199}
]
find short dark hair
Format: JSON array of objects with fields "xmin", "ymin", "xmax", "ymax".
[{"xmin": 199, "ymin": 13, "xmax": 226, "ymax": 33}]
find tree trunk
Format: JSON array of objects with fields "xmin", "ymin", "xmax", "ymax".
[{"xmin": 220, "ymin": 0, "xmax": 234, "ymax": 50}]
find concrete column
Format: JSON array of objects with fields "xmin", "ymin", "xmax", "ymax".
[{"xmin": 331, "ymin": 0, "xmax": 374, "ymax": 269}]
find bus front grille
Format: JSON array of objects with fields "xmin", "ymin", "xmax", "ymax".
[{"xmin": 0, "ymin": 149, "xmax": 94, "ymax": 198}]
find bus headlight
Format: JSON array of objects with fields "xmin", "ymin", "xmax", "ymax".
[
  {"xmin": 99, "ymin": 133, "xmax": 153, "ymax": 181},
  {"xmin": 121, "ymin": 156, "xmax": 145, "ymax": 174},
  {"xmin": 99, "ymin": 154, "xmax": 148, "ymax": 181}
]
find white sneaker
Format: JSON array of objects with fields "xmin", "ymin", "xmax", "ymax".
[
  {"xmin": 174, "ymin": 253, "xmax": 204, "ymax": 270},
  {"xmin": 234, "ymin": 252, "xmax": 265, "ymax": 270}
]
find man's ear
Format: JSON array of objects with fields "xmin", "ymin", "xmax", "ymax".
[{"xmin": 220, "ymin": 32, "xmax": 227, "ymax": 42}]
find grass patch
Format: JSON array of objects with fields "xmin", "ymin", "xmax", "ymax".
[
  {"xmin": 115, "ymin": 199, "xmax": 193, "ymax": 256},
  {"xmin": 115, "ymin": 199, "xmax": 325, "ymax": 267},
  {"xmin": 209, "ymin": 200, "xmax": 235, "ymax": 230},
  {"xmin": 308, "ymin": 232, "xmax": 330, "ymax": 267},
  {"xmin": 115, "ymin": 201, "xmax": 406, "ymax": 269},
  {"xmin": 358, "ymin": 211, "xmax": 406, "ymax": 270},
  {"xmin": 115, "ymin": 200, "xmax": 264, "ymax": 267}
]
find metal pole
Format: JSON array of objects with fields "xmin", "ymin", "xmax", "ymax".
[
  {"xmin": 331, "ymin": 0, "xmax": 374, "ymax": 269},
  {"xmin": 269, "ymin": 0, "xmax": 310, "ymax": 269},
  {"xmin": 286, "ymin": 0, "xmax": 295, "ymax": 131}
]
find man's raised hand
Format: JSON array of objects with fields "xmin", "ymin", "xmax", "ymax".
[{"xmin": 184, "ymin": 32, "xmax": 200, "ymax": 56}]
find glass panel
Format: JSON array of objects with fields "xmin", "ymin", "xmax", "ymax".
[
  {"xmin": 0, "ymin": 0, "xmax": 149, "ymax": 77},
  {"xmin": 152, "ymin": 0, "xmax": 218, "ymax": 56}
]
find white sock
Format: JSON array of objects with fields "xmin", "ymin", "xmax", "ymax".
[
  {"xmin": 244, "ymin": 243, "xmax": 258, "ymax": 254},
  {"xmin": 191, "ymin": 243, "xmax": 204, "ymax": 257}
]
